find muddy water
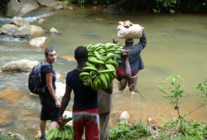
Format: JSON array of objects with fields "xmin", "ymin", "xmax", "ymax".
[{"xmin": 0, "ymin": 7, "xmax": 207, "ymax": 137}]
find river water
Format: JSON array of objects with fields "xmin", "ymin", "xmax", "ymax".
[{"xmin": 0, "ymin": 6, "xmax": 207, "ymax": 137}]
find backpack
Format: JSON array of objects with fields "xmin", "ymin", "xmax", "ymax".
[{"xmin": 28, "ymin": 62, "xmax": 49, "ymax": 95}]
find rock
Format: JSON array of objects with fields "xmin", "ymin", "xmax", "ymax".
[
  {"xmin": 37, "ymin": 18, "xmax": 45, "ymax": 24},
  {"xmin": 54, "ymin": 5, "xmax": 64, "ymax": 10},
  {"xmin": 103, "ymin": 4, "xmax": 120, "ymax": 15},
  {"xmin": 0, "ymin": 109, "xmax": 13, "ymax": 126},
  {"xmin": 30, "ymin": 25, "xmax": 45, "ymax": 36},
  {"xmin": 49, "ymin": 27, "xmax": 60, "ymax": 34},
  {"xmin": 56, "ymin": 72, "xmax": 65, "ymax": 82},
  {"xmin": 2, "ymin": 59, "xmax": 39, "ymax": 72},
  {"xmin": 12, "ymin": 133, "xmax": 27, "ymax": 140},
  {"xmin": 56, "ymin": 82, "xmax": 66, "ymax": 99},
  {"xmin": 0, "ymin": 129, "xmax": 9, "ymax": 135},
  {"xmin": 59, "ymin": 55, "xmax": 76, "ymax": 62},
  {"xmin": 119, "ymin": 111, "xmax": 130, "ymax": 121},
  {"xmin": 0, "ymin": 24, "xmax": 19, "ymax": 35},
  {"xmin": 14, "ymin": 25, "xmax": 32, "ymax": 38},
  {"xmin": 68, "ymin": 6, "xmax": 74, "ymax": 10},
  {"xmin": 28, "ymin": 36, "xmax": 47, "ymax": 48},
  {"xmin": 37, "ymin": 0, "xmax": 58, "ymax": 7},
  {"xmin": 0, "ymin": 89, "xmax": 25, "ymax": 101},
  {"xmin": 11, "ymin": 17, "xmax": 30, "ymax": 27},
  {"xmin": 6, "ymin": 0, "xmax": 39, "ymax": 17}
]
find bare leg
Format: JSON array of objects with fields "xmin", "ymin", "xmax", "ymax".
[
  {"xmin": 48, "ymin": 121, "xmax": 58, "ymax": 130},
  {"xmin": 40, "ymin": 120, "xmax": 47, "ymax": 135}
]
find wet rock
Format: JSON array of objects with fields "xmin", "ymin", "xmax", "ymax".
[
  {"xmin": 30, "ymin": 25, "xmax": 45, "ymax": 36},
  {"xmin": 119, "ymin": 111, "xmax": 130, "ymax": 121},
  {"xmin": 0, "ymin": 109, "xmax": 13, "ymax": 126},
  {"xmin": 0, "ymin": 24, "xmax": 19, "ymax": 35},
  {"xmin": 37, "ymin": 18, "xmax": 45, "ymax": 24},
  {"xmin": 103, "ymin": 4, "xmax": 120, "ymax": 15},
  {"xmin": 49, "ymin": 27, "xmax": 60, "ymax": 34},
  {"xmin": 14, "ymin": 25, "xmax": 32, "ymax": 38},
  {"xmin": 0, "ymin": 129, "xmax": 9, "ymax": 135},
  {"xmin": 56, "ymin": 72, "xmax": 65, "ymax": 82},
  {"xmin": 59, "ymin": 55, "xmax": 76, "ymax": 62},
  {"xmin": 55, "ymin": 5, "xmax": 64, "ymax": 10},
  {"xmin": 6, "ymin": 0, "xmax": 39, "ymax": 17},
  {"xmin": 28, "ymin": 36, "xmax": 47, "ymax": 48},
  {"xmin": 11, "ymin": 17, "xmax": 30, "ymax": 27},
  {"xmin": 0, "ymin": 89, "xmax": 25, "ymax": 101},
  {"xmin": 37, "ymin": 0, "xmax": 58, "ymax": 7},
  {"xmin": 2, "ymin": 59, "xmax": 39, "ymax": 73},
  {"xmin": 12, "ymin": 133, "xmax": 27, "ymax": 140},
  {"xmin": 68, "ymin": 6, "xmax": 74, "ymax": 10}
]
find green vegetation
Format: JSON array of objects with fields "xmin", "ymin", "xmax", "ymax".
[
  {"xmin": 109, "ymin": 75, "xmax": 207, "ymax": 139},
  {"xmin": 60, "ymin": 0, "xmax": 207, "ymax": 13},
  {"xmin": 0, "ymin": 134, "xmax": 14, "ymax": 140}
]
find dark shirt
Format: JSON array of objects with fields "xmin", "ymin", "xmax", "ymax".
[
  {"xmin": 119, "ymin": 34, "xmax": 147, "ymax": 76},
  {"xmin": 40, "ymin": 63, "xmax": 56, "ymax": 107},
  {"xmin": 66, "ymin": 69, "xmax": 98, "ymax": 111}
]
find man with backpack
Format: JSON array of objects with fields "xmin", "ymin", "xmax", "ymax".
[{"xmin": 39, "ymin": 47, "xmax": 60, "ymax": 140}]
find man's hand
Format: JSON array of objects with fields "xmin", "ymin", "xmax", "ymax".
[
  {"xmin": 58, "ymin": 116, "xmax": 65, "ymax": 128},
  {"xmin": 112, "ymin": 36, "xmax": 118, "ymax": 44},
  {"xmin": 141, "ymin": 26, "xmax": 145, "ymax": 34},
  {"xmin": 55, "ymin": 100, "xmax": 61, "ymax": 108},
  {"xmin": 121, "ymin": 49, "xmax": 130, "ymax": 59}
]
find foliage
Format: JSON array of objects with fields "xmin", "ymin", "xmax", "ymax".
[
  {"xmin": 158, "ymin": 74, "xmax": 184, "ymax": 118},
  {"xmin": 109, "ymin": 121, "xmax": 150, "ymax": 139},
  {"xmin": 0, "ymin": 134, "xmax": 14, "ymax": 140}
]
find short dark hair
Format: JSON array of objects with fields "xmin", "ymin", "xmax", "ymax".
[
  {"xmin": 74, "ymin": 46, "xmax": 88, "ymax": 62},
  {"xmin": 45, "ymin": 47, "xmax": 55, "ymax": 56}
]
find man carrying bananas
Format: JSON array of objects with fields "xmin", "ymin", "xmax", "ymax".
[
  {"xmin": 58, "ymin": 46, "xmax": 112, "ymax": 140},
  {"xmin": 117, "ymin": 27, "xmax": 146, "ymax": 98},
  {"xmin": 98, "ymin": 49, "xmax": 131, "ymax": 140}
]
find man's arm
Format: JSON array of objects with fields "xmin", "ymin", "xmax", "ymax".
[
  {"xmin": 120, "ymin": 57, "xmax": 131, "ymax": 79},
  {"xmin": 46, "ymin": 73, "xmax": 60, "ymax": 108},
  {"xmin": 103, "ymin": 82, "xmax": 113, "ymax": 94},
  {"xmin": 58, "ymin": 84, "xmax": 72, "ymax": 127}
]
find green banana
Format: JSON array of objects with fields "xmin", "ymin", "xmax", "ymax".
[
  {"xmin": 98, "ymin": 69, "xmax": 115, "ymax": 74},
  {"xmin": 79, "ymin": 72, "xmax": 90, "ymax": 78},
  {"xmin": 63, "ymin": 117, "xmax": 72, "ymax": 124},
  {"xmin": 88, "ymin": 57, "xmax": 105, "ymax": 65},
  {"xmin": 99, "ymin": 74, "xmax": 108, "ymax": 90},
  {"xmin": 94, "ymin": 51, "xmax": 104, "ymax": 61},
  {"xmin": 104, "ymin": 53, "xmax": 115, "ymax": 61},
  {"xmin": 105, "ymin": 43, "xmax": 116, "ymax": 50},
  {"xmin": 82, "ymin": 66, "xmax": 98, "ymax": 72},
  {"xmin": 105, "ymin": 73, "xmax": 111, "ymax": 85},
  {"xmin": 85, "ymin": 61, "xmax": 96, "ymax": 68},
  {"xmin": 106, "ymin": 60, "xmax": 118, "ymax": 68}
]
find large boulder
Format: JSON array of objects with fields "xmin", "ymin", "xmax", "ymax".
[
  {"xmin": 14, "ymin": 25, "xmax": 32, "ymax": 38},
  {"xmin": 6, "ymin": 0, "xmax": 39, "ymax": 17},
  {"xmin": 103, "ymin": 4, "xmax": 120, "ymax": 15},
  {"xmin": 0, "ymin": 24, "xmax": 19, "ymax": 35},
  {"xmin": 28, "ymin": 36, "xmax": 47, "ymax": 48},
  {"xmin": 2, "ymin": 59, "xmax": 39, "ymax": 73}
]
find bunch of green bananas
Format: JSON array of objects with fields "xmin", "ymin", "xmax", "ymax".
[
  {"xmin": 46, "ymin": 117, "xmax": 74, "ymax": 140},
  {"xmin": 80, "ymin": 43, "xmax": 123, "ymax": 90}
]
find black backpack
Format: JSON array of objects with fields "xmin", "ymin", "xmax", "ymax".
[{"xmin": 28, "ymin": 62, "xmax": 49, "ymax": 95}]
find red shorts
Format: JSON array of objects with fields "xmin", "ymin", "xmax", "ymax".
[{"xmin": 73, "ymin": 108, "xmax": 100, "ymax": 140}]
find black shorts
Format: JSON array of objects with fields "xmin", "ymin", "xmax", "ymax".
[{"xmin": 40, "ymin": 106, "xmax": 59, "ymax": 121}]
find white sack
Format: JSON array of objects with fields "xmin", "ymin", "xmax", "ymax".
[{"xmin": 117, "ymin": 24, "xmax": 142, "ymax": 39}]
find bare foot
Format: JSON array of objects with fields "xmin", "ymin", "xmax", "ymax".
[{"xmin": 130, "ymin": 91, "xmax": 135, "ymax": 99}]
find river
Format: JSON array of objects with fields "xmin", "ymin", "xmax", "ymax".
[{"xmin": 0, "ymin": 6, "xmax": 207, "ymax": 137}]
